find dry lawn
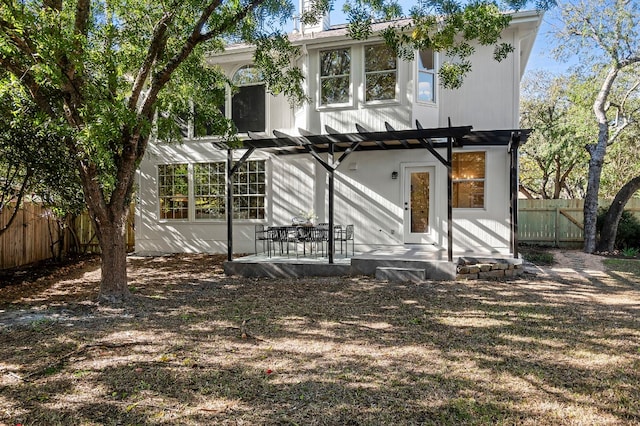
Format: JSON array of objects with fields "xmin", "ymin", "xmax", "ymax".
[{"xmin": 0, "ymin": 252, "xmax": 639, "ymax": 425}]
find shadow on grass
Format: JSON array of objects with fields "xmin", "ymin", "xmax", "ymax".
[{"xmin": 0, "ymin": 254, "xmax": 639, "ymax": 425}]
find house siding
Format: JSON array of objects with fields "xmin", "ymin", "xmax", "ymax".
[{"xmin": 135, "ymin": 13, "xmax": 541, "ymax": 255}]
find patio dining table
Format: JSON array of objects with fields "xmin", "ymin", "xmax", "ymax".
[{"xmin": 267, "ymin": 224, "xmax": 329, "ymax": 258}]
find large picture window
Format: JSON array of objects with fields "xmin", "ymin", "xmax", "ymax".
[
  {"xmin": 158, "ymin": 164, "xmax": 189, "ymax": 219},
  {"xmin": 452, "ymin": 152, "xmax": 485, "ymax": 208},
  {"xmin": 231, "ymin": 66, "xmax": 265, "ymax": 133},
  {"xmin": 320, "ymin": 48, "xmax": 351, "ymax": 105},
  {"xmin": 417, "ymin": 49, "xmax": 436, "ymax": 103},
  {"xmin": 365, "ymin": 44, "xmax": 397, "ymax": 102},
  {"xmin": 158, "ymin": 161, "xmax": 266, "ymax": 221}
]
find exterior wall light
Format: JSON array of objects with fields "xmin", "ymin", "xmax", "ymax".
[{"xmin": 391, "ymin": 171, "xmax": 398, "ymax": 179}]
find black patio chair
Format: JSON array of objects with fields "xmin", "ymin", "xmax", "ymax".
[
  {"xmin": 254, "ymin": 224, "xmax": 272, "ymax": 256},
  {"xmin": 335, "ymin": 224, "xmax": 354, "ymax": 257},
  {"xmin": 272, "ymin": 226, "xmax": 298, "ymax": 257},
  {"xmin": 310, "ymin": 225, "xmax": 328, "ymax": 257}
]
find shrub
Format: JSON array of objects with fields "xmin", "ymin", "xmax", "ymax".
[
  {"xmin": 597, "ymin": 208, "xmax": 640, "ymax": 250},
  {"xmin": 520, "ymin": 246, "xmax": 555, "ymax": 265}
]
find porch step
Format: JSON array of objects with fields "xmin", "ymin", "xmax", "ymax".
[
  {"xmin": 352, "ymin": 258, "xmax": 457, "ymax": 281},
  {"xmin": 375, "ymin": 266, "xmax": 425, "ymax": 283}
]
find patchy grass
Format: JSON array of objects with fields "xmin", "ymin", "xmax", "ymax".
[
  {"xmin": 520, "ymin": 246, "xmax": 555, "ymax": 265},
  {"xmin": 604, "ymin": 258, "xmax": 640, "ymax": 282},
  {"xmin": 0, "ymin": 254, "xmax": 639, "ymax": 425}
]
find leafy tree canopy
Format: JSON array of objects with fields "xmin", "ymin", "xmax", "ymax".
[
  {"xmin": 520, "ymin": 72, "xmax": 589, "ymax": 199},
  {"xmin": 0, "ymin": 73, "xmax": 84, "ymax": 236}
]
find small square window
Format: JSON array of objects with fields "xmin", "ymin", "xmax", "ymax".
[{"xmin": 452, "ymin": 152, "xmax": 485, "ymax": 208}]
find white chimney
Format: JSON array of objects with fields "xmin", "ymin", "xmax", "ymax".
[{"xmin": 300, "ymin": 0, "xmax": 331, "ymax": 35}]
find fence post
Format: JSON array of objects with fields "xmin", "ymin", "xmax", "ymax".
[{"xmin": 555, "ymin": 206, "xmax": 560, "ymax": 248}]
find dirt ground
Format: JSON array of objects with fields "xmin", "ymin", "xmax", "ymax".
[{"xmin": 0, "ymin": 251, "xmax": 639, "ymax": 425}]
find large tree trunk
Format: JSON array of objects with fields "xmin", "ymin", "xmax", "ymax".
[
  {"xmin": 596, "ymin": 175, "xmax": 640, "ymax": 252},
  {"xmin": 93, "ymin": 206, "xmax": 131, "ymax": 303},
  {"xmin": 584, "ymin": 65, "xmax": 619, "ymax": 253},
  {"xmin": 583, "ymin": 126, "xmax": 607, "ymax": 253},
  {"xmin": 80, "ymin": 158, "xmax": 134, "ymax": 303}
]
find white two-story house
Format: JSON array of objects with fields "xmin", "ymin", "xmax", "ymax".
[{"xmin": 135, "ymin": 9, "xmax": 542, "ymax": 257}]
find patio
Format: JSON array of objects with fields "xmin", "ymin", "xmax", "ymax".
[{"xmin": 223, "ymin": 245, "xmax": 524, "ymax": 280}]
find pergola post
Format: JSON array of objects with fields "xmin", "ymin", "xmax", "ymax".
[
  {"xmin": 213, "ymin": 126, "xmax": 526, "ymax": 267},
  {"xmin": 222, "ymin": 145, "xmax": 256, "ymax": 262},
  {"xmin": 447, "ymin": 136, "xmax": 453, "ymax": 263},
  {"xmin": 226, "ymin": 148, "xmax": 233, "ymax": 262},
  {"xmin": 509, "ymin": 132, "xmax": 521, "ymax": 259},
  {"xmin": 328, "ymin": 142, "xmax": 335, "ymax": 264}
]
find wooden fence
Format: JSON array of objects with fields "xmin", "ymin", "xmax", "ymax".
[
  {"xmin": 0, "ymin": 203, "xmax": 63, "ymax": 269},
  {"xmin": 518, "ymin": 198, "xmax": 640, "ymax": 248},
  {"xmin": 3, "ymin": 199, "xmax": 639, "ymax": 268},
  {"xmin": 0, "ymin": 203, "xmax": 135, "ymax": 270}
]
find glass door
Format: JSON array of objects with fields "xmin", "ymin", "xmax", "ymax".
[{"xmin": 403, "ymin": 166, "xmax": 435, "ymax": 244}]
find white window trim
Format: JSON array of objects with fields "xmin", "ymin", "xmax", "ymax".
[
  {"xmin": 452, "ymin": 151, "xmax": 486, "ymax": 210},
  {"xmin": 416, "ymin": 49, "xmax": 438, "ymax": 105},
  {"xmin": 157, "ymin": 163, "xmax": 191, "ymax": 222},
  {"xmin": 228, "ymin": 64, "xmax": 269, "ymax": 136},
  {"xmin": 363, "ymin": 43, "xmax": 398, "ymax": 105},
  {"xmin": 157, "ymin": 159, "xmax": 269, "ymax": 223},
  {"xmin": 317, "ymin": 47, "xmax": 354, "ymax": 110}
]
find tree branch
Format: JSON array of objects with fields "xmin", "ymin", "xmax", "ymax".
[
  {"xmin": 129, "ymin": 11, "xmax": 175, "ymax": 111},
  {"xmin": 140, "ymin": 0, "xmax": 267, "ymax": 120},
  {"xmin": 74, "ymin": 0, "xmax": 91, "ymax": 37}
]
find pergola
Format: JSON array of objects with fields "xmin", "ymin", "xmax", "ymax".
[{"xmin": 213, "ymin": 121, "xmax": 529, "ymax": 264}]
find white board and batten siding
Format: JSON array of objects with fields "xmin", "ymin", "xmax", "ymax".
[{"xmin": 135, "ymin": 13, "xmax": 542, "ymax": 255}]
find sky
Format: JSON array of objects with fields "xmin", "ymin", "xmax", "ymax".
[{"xmin": 524, "ymin": 14, "xmax": 578, "ymax": 78}]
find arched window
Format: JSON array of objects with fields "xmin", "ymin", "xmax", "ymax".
[{"xmin": 231, "ymin": 65, "xmax": 265, "ymax": 133}]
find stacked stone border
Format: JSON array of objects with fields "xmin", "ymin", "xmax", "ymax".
[{"xmin": 457, "ymin": 257, "xmax": 524, "ymax": 280}]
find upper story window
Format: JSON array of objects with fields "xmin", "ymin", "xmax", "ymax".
[
  {"xmin": 231, "ymin": 65, "xmax": 265, "ymax": 132},
  {"xmin": 320, "ymin": 48, "xmax": 351, "ymax": 105},
  {"xmin": 364, "ymin": 44, "xmax": 397, "ymax": 102},
  {"xmin": 417, "ymin": 49, "xmax": 436, "ymax": 103},
  {"xmin": 452, "ymin": 152, "xmax": 485, "ymax": 208}
]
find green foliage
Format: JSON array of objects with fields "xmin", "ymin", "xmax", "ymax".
[
  {"xmin": 551, "ymin": 0, "xmax": 640, "ymax": 253},
  {"xmin": 0, "ymin": 75, "xmax": 84, "ymax": 218},
  {"xmin": 0, "ymin": 0, "xmax": 554, "ymax": 296},
  {"xmin": 597, "ymin": 208, "xmax": 640, "ymax": 250},
  {"xmin": 519, "ymin": 72, "xmax": 589, "ymax": 199}
]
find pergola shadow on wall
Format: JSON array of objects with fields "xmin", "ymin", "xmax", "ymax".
[{"xmin": 213, "ymin": 121, "xmax": 529, "ymax": 264}]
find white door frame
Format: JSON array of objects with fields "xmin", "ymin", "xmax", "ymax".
[{"xmin": 402, "ymin": 163, "xmax": 436, "ymax": 244}]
